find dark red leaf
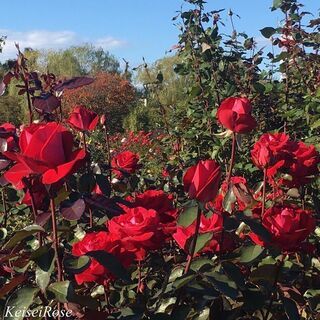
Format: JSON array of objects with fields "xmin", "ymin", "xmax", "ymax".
[
  {"xmin": 53, "ymin": 77, "xmax": 94, "ymax": 92},
  {"xmin": 33, "ymin": 93, "xmax": 61, "ymax": 114}
]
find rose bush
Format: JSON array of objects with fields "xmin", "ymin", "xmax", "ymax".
[{"xmin": 0, "ymin": 1, "xmax": 319, "ymax": 319}]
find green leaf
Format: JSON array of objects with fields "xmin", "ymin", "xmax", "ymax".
[
  {"xmin": 241, "ymin": 217, "xmax": 272, "ymax": 243},
  {"xmin": 272, "ymin": 0, "xmax": 283, "ymax": 9},
  {"xmin": 47, "ymin": 281, "xmax": 99, "ymax": 310},
  {"xmin": 260, "ymin": 27, "xmax": 276, "ymax": 38},
  {"xmin": 190, "ymin": 258, "xmax": 214, "ymax": 272},
  {"xmin": 86, "ymin": 250, "xmax": 131, "ymax": 283},
  {"xmin": 311, "ymin": 118, "xmax": 320, "ymax": 130},
  {"xmin": 194, "ymin": 232, "xmax": 213, "ymax": 254},
  {"xmin": 283, "ymin": 297, "xmax": 300, "ymax": 320},
  {"xmin": 95, "ymin": 174, "xmax": 111, "ymax": 197},
  {"xmin": 206, "ymin": 272, "xmax": 239, "ymax": 300},
  {"xmin": 221, "ymin": 261, "xmax": 246, "ymax": 289},
  {"xmin": 250, "ymin": 264, "xmax": 278, "ymax": 284},
  {"xmin": 173, "ymin": 274, "xmax": 196, "ymax": 290},
  {"xmin": 253, "ymin": 82, "xmax": 265, "ymax": 93},
  {"xmin": 79, "ymin": 173, "xmax": 95, "ymax": 193},
  {"xmin": 4, "ymin": 286, "xmax": 40, "ymax": 320},
  {"xmin": 64, "ymin": 255, "xmax": 91, "ymax": 274},
  {"xmin": 239, "ymin": 245, "xmax": 265, "ymax": 264},
  {"xmin": 178, "ymin": 203, "xmax": 198, "ymax": 227},
  {"xmin": 32, "ymin": 246, "xmax": 55, "ymax": 291},
  {"xmin": 3, "ymin": 225, "xmax": 44, "ymax": 249}
]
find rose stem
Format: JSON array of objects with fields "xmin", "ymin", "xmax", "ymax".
[
  {"xmin": 184, "ymin": 206, "xmax": 202, "ymax": 274},
  {"xmin": 137, "ymin": 260, "xmax": 142, "ymax": 293},
  {"xmin": 262, "ymin": 167, "xmax": 267, "ymax": 216},
  {"xmin": 29, "ymin": 187, "xmax": 43, "ymax": 246},
  {"xmin": 226, "ymin": 132, "xmax": 237, "ymax": 186},
  {"xmin": 82, "ymin": 132, "xmax": 94, "ymax": 227},
  {"xmin": 104, "ymin": 123, "xmax": 112, "ymax": 183},
  {"xmin": 50, "ymin": 197, "xmax": 62, "ymax": 281},
  {"xmin": 50, "ymin": 197, "xmax": 62, "ymax": 319},
  {"xmin": 264, "ymin": 254, "xmax": 285, "ymax": 320},
  {"xmin": 24, "ymin": 80, "xmax": 33, "ymax": 125},
  {"xmin": 1, "ymin": 189, "xmax": 8, "ymax": 228}
]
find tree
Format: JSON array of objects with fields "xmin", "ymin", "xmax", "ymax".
[
  {"xmin": 62, "ymin": 72, "xmax": 136, "ymax": 133},
  {"xmin": 28, "ymin": 44, "xmax": 120, "ymax": 77},
  {"xmin": 125, "ymin": 55, "xmax": 190, "ymax": 131}
]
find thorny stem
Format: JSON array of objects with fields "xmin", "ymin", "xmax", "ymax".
[
  {"xmin": 50, "ymin": 197, "xmax": 62, "ymax": 320},
  {"xmin": 226, "ymin": 132, "xmax": 237, "ymax": 187},
  {"xmin": 184, "ymin": 206, "xmax": 202, "ymax": 274},
  {"xmin": 28, "ymin": 187, "xmax": 43, "ymax": 246},
  {"xmin": 1, "ymin": 190, "xmax": 8, "ymax": 228},
  {"xmin": 24, "ymin": 81, "xmax": 33, "ymax": 125},
  {"xmin": 264, "ymin": 255, "xmax": 285, "ymax": 320},
  {"xmin": 104, "ymin": 124, "xmax": 112, "ymax": 183},
  {"xmin": 50, "ymin": 197, "xmax": 62, "ymax": 282}
]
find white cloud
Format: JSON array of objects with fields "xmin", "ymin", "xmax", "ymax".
[
  {"xmin": 94, "ymin": 36, "xmax": 127, "ymax": 50},
  {"xmin": 0, "ymin": 29, "xmax": 126, "ymax": 61}
]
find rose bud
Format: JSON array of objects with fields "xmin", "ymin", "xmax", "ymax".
[
  {"xmin": 183, "ymin": 159, "xmax": 221, "ymax": 203},
  {"xmin": 216, "ymin": 97, "xmax": 257, "ymax": 133}
]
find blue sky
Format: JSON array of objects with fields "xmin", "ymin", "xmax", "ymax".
[{"xmin": 0, "ymin": 0, "xmax": 319, "ymax": 68}]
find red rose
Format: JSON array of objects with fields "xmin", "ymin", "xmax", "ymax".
[
  {"xmin": 289, "ymin": 141, "xmax": 319, "ymax": 186},
  {"xmin": 72, "ymin": 231, "xmax": 134, "ymax": 285},
  {"xmin": 127, "ymin": 189, "xmax": 178, "ymax": 236},
  {"xmin": 4, "ymin": 122, "xmax": 86, "ymax": 188},
  {"xmin": 173, "ymin": 213, "xmax": 224, "ymax": 254},
  {"xmin": 216, "ymin": 97, "xmax": 257, "ymax": 133},
  {"xmin": 68, "ymin": 105, "xmax": 99, "ymax": 131},
  {"xmin": 107, "ymin": 207, "xmax": 165, "ymax": 260},
  {"xmin": 183, "ymin": 159, "xmax": 221, "ymax": 203},
  {"xmin": 250, "ymin": 206, "xmax": 316, "ymax": 251},
  {"xmin": 111, "ymin": 150, "xmax": 140, "ymax": 178},
  {"xmin": 251, "ymin": 133, "xmax": 293, "ymax": 176}
]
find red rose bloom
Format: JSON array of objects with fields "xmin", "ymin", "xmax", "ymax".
[
  {"xmin": 250, "ymin": 206, "xmax": 315, "ymax": 251},
  {"xmin": 289, "ymin": 141, "xmax": 319, "ymax": 186},
  {"xmin": 72, "ymin": 231, "xmax": 134, "ymax": 285},
  {"xmin": 4, "ymin": 122, "xmax": 86, "ymax": 188},
  {"xmin": 68, "ymin": 105, "xmax": 99, "ymax": 131},
  {"xmin": 111, "ymin": 150, "xmax": 140, "ymax": 178},
  {"xmin": 183, "ymin": 159, "xmax": 221, "ymax": 203},
  {"xmin": 173, "ymin": 213, "xmax": 224, "ymax": 254},
  {"xmin": 127, "ymin": 189, "xmax": 178, "ymax": 236},
  {"xmin": 216, "ymin": 97, "xmax": 257, "ymax": 133},
  {"xmin": 107, "ymin": 206, "xmax": 165, "ymax": 260},
  {"xmin": 251, "ymin": 132, "xmax": 293, "ymax": 176}
]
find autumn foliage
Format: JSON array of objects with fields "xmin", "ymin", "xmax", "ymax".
[{"xmin": 63, "ymin": 72, "xmax": 136, "ymax": 132}]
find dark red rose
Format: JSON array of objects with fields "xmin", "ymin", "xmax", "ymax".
[
  {"xmin": 4, "ymin": 122, "xmax": 86, "ymax": 188},
  {"xmin": 183, "ymin": 159, "xmax": 221, "ymax": 203},
  {"xmin": 250, "ymin": 206, "xmax": 315, "ymax": 251},
  {"xmin": 173, "ymin": 213, "xmax": 225, "ymax": 254},
  {"xmin": 72, "ymin": 231, "xmax": 134, "ymax": 285},
  {"xmin": 107, "ymin": 206, "xmax": 165, "ymax": 260},
  {"xmin": 111, "ymin": 151, "xmax": 140, "ymax": 178},
  {"xmin": 289, "ymin": 141, "xmax": 319, "ymax": 186},
  {"xmin": 68, "ymin": 105, "xmax": 99, "ymax": 131},
  {"xmin": 21, "ymin": 178, "xmax": 49, "ymax": 211},
  {"xmin": 216, "ymin": 97, "xmax": 257, "ymax": 133},
  {"xmin": 251, "ymin": 133, "xmax": 293, "ymax": 176}
]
